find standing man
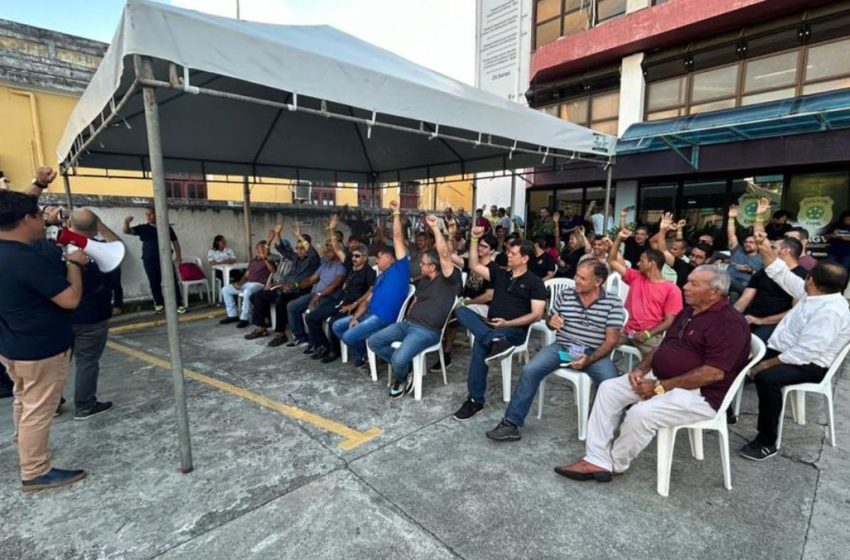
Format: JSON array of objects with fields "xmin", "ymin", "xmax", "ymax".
[
  {"xmin": 123, "ymin": 208, "xmax": 185, "ymax": 314},
  {"xmin": 452, "ymin": 227, "xmax": 547, "ymax": 421},
  {"xmin": 726, "ymin": 205, "xmax": 763, "ymax": 297},
  {"xmin": 68, "ymin": 209, "xmax": 121, "ymax": 420},
  {"xmin": 650, "ymin": 213, "xmax": 691, "ymax": 290},
  {"xmin": 0, "ymin": 188, "xmax": 89, "ymax": 492},
  {"xmin": 486, "ymin": 260, "xmax": 624, "ymax": 440},
  {"xmin": 609, "ymin": 228, "xmax": 682, "ymax": 356},
  {"xmin": 368, "ymin": 204, "xmax": 462, "ymax": 398}
]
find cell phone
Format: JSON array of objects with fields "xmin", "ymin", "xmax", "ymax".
[{"xmin": 558, "ymin": 349, "xmax": 573, "ymax": 367}]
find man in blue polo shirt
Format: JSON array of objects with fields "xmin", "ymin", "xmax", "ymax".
[
  {"xmin": 0, "ymin": 188, "xmax": 89, "ymax": 492},
  {"xmin": 332, "ymin": 205, "xmax": 411, "ymax": 369}
]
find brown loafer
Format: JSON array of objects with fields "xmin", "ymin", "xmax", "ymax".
[
  {"xmin": 244, "ymin": 329, "xmax": 268, "ymax": 340},
  {"xmin": 554, "ymin": 459, "xmax": 613, "ymax": 483}
]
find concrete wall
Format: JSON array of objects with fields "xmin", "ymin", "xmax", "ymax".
[{"xmin": 43, "ymin": 195, "xmax": 371, "ymax": 304}]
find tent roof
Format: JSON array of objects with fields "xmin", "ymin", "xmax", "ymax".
[
  {"xmin": 58, "ymin": 0, "xmax": 615, "ymax": 183},
  {"xmin": 616, "ymin": 88, "xmax": 850, "ymax": 168}
]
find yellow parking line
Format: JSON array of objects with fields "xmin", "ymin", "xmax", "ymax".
[
  {"xmin": 106, "ymin": 340, "xmax": 382, "ymax": 450},
  {"xmin": 109, "ymin": 309, "xmax": 226, "ymax": 334}
]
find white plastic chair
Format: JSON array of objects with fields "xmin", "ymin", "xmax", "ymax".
[
  {"xmin": 381, "ymin": 297, "xmax": 460, "ymax": 400},
  {"xmin": 498, "ymin": 325, "xmax": 534, "ymax": 403},
  {"xmin": 776, "ymin": 341, "xmax": 850, "ymax": 449},
  {"xmin": 362, "ymin": 284, "xmax": 416, "ymax": 374},
  {"xmin": 178, "ymin": 256, "xmax": 211, "ymax": 308},
  {"xmin": 655, "ymin": 335, "xmax": 766, "ymax": 497},
  {"xmin": 605, "ymin": 271, "xmax": 629, "ymax": 301},
  {"xmin": 534, "ymin": 278, "xmax": 576, "ymax": 346}
]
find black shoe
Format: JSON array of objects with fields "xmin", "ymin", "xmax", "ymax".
[
  {"xmin": 403, "ymin": 373, "xmax": 415, "ymax": 396},
  {"xmin": 285, "ymin": 338, "xmax": 308, "ymax": 348},
  {"xmin": 310, "ymin": 347, "xmax": 328, "ymax": 360},
  {"xmin": 453, "ymin": 399, "xmax": 484, "ymax": 421},
  {"xmin": 485, "ymin": 339, "xmax": 515, "ymax": 366},
  {"xmin": 321, "ymin": 352, "xmax": 339, "ymax": 364},
  {"xmin": 486, "ymin": 419, "xmax": 521, "ymax": 441},
  {"xmin": 268, "ymin": 334, "xmax": 288, "ymax": 347},
  {"xmin": 738, "ymin": 441, "xmax": 778, "ymax": 461},
  {"xmin": 236, "ymin": 320, "xmax": 250, "ymax": 329},
  {"xmin": 73, "ymin": 401, "xmax": 113, "ymax": 421},
  {"xmin": 429, "ymin": 354, "xmax": 451, "ymax": 373},
  {"xmin": 353, "ymin": 357, "xmax": 367, "ymax": 369},
  {"xmin": 303, "ymin": 345, "xmax": 317, "ymax": 355},
  {"xmin": 388, "ymin": 378, "xmax": 406, "ymax": 399},
  {"xmin": 54, "ymin": 396, "xmax": 66, "ymax": 417},
  {"xmin": 21, "ymin": 467, "xmax": 87, "ymax": 493},
  {"xmin": 726, "ymin": 408, "xmax": 738, "ymax": 426},
  {"xmin": 219, "ymin": 316, "xmax": 239, "ymax": 325}
]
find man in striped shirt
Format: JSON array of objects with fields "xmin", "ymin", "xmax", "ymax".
[{"xmin": 487, "ymin": 260, "xmax": 625, "ymax": 441}]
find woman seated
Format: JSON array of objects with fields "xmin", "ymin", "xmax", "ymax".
[{"xmin": 208, "ymin": 234, "xmax": 237, "ymax": 284}]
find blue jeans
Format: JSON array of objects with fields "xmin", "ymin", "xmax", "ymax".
[
  {"xmin": 504, "ymin": 343, "xmax": 618, "ymax": 427},
  {"xmin": 455, "ymin": 306, "xmax": 526, "ymax": 404},
  {"xmin": 332, "ymin": 313, "xmax": 389, "ymax": 362},
  {"xmin": 368, "ymin": 322, "xmax": 441, "ymax": 382},
  {"xmin": 287, "ymin": 293, "xmax": 313, "ymax": 341}
]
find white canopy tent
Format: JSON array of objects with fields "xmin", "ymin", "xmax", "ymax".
[{"xmin": 57, "ymin": 0, "xmax": 616, "ymax": 471}]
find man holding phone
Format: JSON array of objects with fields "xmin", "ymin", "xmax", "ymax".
[
  {"xmin": 486, "ymin": 260, "xmax": 624, "ymax": 441},
  {"xmin": 452, "ymin": 227, "xmax": 547, "ymax": 421}
]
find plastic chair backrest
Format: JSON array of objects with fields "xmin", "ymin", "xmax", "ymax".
[
  {"xmin": 398, "ymin": 284, "xmax": 416, "ymax": 321},
  {"xmin": 544, "ymin": 278, "xmax": 575, "ymax": 311},
  {"xmin": 717, "ymin": 335, "xmax": 766, "ymax": 413},
  {"xmin": 821, "ymin": 341, "xmax": 850, "ymax": 387}
]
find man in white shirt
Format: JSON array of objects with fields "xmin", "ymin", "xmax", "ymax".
[{"xmin": 739, "ymin": 231, "xmax": 850, "ymax": 461}]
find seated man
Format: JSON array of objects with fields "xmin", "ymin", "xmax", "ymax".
[
  {"xmin": 609, "ymin": 229, "xmax": 682, "ymax": 357},
  {"xmin": 738, "ymin": 229, "xmax": 850, "ymax": 461},
  {"xmin": 734, "ymin": 236, "xmax": 806, "ymax": 343},
  {"xmin": 219, "ymin": 240, "xmax": 276, "ymax": 328},
  {"xmin": 331, "ymin": 242, "xmax": 410, "ymax": 369},
  {"xmin": 486, "ymin": 259, "xmax": 624, "ymax": 440},
  {"xmin": 368, "ymin": 205, "xmax": 461, "ymax": 398},
  {"xmin": 285, "ymin": 238, "xmax": 348, "ymax": 352},
  {"xmin": 554, "ymin": 265, "xmax": 751, "ymax": 481},
  {"xmin": 452, "ymin": 230, "xmax": 547, "ymax": 421},
  {"xmin": 244, "ymin": 223, "xmax": 319, "ymax": 343},
  {"xmin": 785, "ymin": 227, "xmax": 818, "ymax": 271}
]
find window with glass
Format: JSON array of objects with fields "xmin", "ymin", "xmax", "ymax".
[
  {"xmin": 638, "ymin": 184, "xmax": 677, "ymax": 226},
  {"xmin": 541, "ymin": 89, "xmax": 620, "ymax": 135},
  {"xmin": 645, "ymin": 34, "xmax": 850, "ymax": 120},
  {"xmin": 681, "ymin": 181, "xmax": 726, "ymax": 238},
  {"xmin": 534, "ymin": 0, "xmax": 627, "ymax": 49}
]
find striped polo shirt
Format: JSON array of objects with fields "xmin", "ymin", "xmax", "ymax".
[{"xmin": 552, "ymin": 289, "xmax": 625, "ymax": 349}]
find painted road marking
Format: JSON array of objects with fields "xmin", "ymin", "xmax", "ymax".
[
  {"xmin": 106, "ymin": 340, "xmax": 382, "ymax": 450},
  {"xmin": 109, "ymin": 309, "xmax": 226, "ymax": 334}
]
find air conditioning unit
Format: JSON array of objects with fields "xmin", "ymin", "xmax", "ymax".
[{"xmin": 292, "ymin": 180, "xmax": 312, "ymax": 202}]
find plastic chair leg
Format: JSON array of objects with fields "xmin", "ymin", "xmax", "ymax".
[
  {"xmin": 501, "ymin": 357, "xmax": 513, "ymax": 403},
  {"xmin": 367, "ymin": 347, "xmax": 378, "ymax": 382},
  {"xmin": 340, "ymin": 343, "xmax": 349, "ymax": 363},
  {"xmin": 793, "ymin": 392, "xmax": 806, "ymax": 425},
  {"xmin": 718, "ymin": 426, "xmax": 732, "ymax": 490},
  {"xmin": 825, "ymin": 391, "xmax": 836, "ymax": 447},
  {"xmin": 688, "ymin": 428, "xmax": 704, "ymax": 461},
  {"xmin": 439, "ymin": 348, "xmax": 447, "ymax": 385},
  {"xmin": 413, "ymin": 355, "xmax": 424, "ymax": 401},
  {"xmin": 537, "ymin": 379, "xmax": 545, "ymax": 419},
  {"xmin": 577, "ymin": 377, "xmax": 591, "ymax": 442},
  {"xmin": 656, "ymin": 427, "xmax": 677, "ymax": 497},
  {"xmin": 733, "ymin": 384, "xmax": 744, "ymax": 417},
  {"xmin": 776, "ymin": 390, "xmax": 790, "ymax": 450}
]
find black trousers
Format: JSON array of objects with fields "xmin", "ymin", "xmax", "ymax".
[
  {"xmin": 106, "ymin": 267, "xmax": 123, "ymax": 308},
  {"xmin": 142, "ymin": 258, "xmax": 180, "ymax": 307},
  {"xmin": 250, "ymin": 289, "xmax": 304, "ymax": 332},
  {"xmin": 0, "ymin": 362, "xmax": 12, "ymax": 398},
  {"xmin": 755, "ymin": 354, "xmax": 827, "ymax": 445}
]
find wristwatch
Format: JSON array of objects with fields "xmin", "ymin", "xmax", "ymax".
[
  {"xmin": 31, "ymin": 178, "xmax": 48, "ymax": 189},
  {"xmin": 653, "ymin": 381, "xmax": 666, "ymax": 396}
]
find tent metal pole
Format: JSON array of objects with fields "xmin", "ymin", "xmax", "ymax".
[
  {"xmin": 62, "ymin": 173, "xmax": 74, "ymax": 209},
  {"xmin": 243, "ymin": 176, "xmax": 253, "ymax": 259},
  {"xmin": 510, "ymin": 170, "xmax": 516, "ymax": 216},
  {"xmin": 602, "ymin": 164, "xmax": 613, "ymax": 235},
  {"xmin": 138, "ymin": 56, "xmax": 194, "ymax": 474}
]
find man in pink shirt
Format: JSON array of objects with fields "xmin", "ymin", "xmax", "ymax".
[{"xmin": 609, "ymin": 228, "xmax": 683, "ymax": 356}]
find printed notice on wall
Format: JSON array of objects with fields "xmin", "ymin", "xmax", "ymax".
[{"xmin": 477, "ymin": 0, "xmax": 522, "ymax": 101}]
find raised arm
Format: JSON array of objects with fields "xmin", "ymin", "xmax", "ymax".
[
  {"xmin": 753, "ymin": 197, "xmax": 770, "ymax": 238},
  {"xmin": 584, "ymin": 201, "xmax": 596, "ymax": 222},
  {"xmin": 619, "ymin": 207, "xmax": 628, "ymax": 231},
  {"xmin": 608, "ymin": 228, "xmax": 630, "ymax": 276},
  {"xmin": 553, "ymin": 211, "xmax": 562, "ymax": 255},
  {"xmin": 122, "ymin": 215, "xmax": 135, "ymax": 235},
  {"xmin": 96, "ymin": 215, "xmax": 121, "ymax": 242},
  {"xmin": 28, "ymin": 166, "xmax": 57, "ymax": 198},
  {"xmin": 427, "ymin": 215, "xmax": 455, "ymax": 278},
  {"xmin": 650, "ymin": 212, "xmax": 676, "ymax": 267},
  {"xmin": 727, "ymin": 205, "xmax": 740, "ymax": 250},
  {"xmin": 389, "ymin": 200, "xmax": 407, "ymax": 260},
  {"xmin": 467, "ymin": 225, "xmax": 491, "ymax": 281}
]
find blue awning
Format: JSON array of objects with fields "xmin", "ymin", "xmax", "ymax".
[{"xmin": 616, "ymin": 89, "xmax": 850, "ymax": 167}]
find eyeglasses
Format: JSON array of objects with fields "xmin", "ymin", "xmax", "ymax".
[
  {"xmin": 351, "ymin": 253, "xmax": 364, "ymax": 258},
  {"xmin": 478, "ymin": 244, "xmax": 491, "ymax": 250}
]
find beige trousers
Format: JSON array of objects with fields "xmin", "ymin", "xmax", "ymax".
[{"xmin": 0, "ymin": 350, "xmax": 70, "ymax": 480}]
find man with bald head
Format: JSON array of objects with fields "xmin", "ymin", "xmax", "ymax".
[{"xmin": 67, "ymin": 208, "xmax": 122, "ymax": 420}]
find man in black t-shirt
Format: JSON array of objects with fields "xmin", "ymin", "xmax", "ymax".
[
  {"xmin": 368, "ymin": 204, "xmax": 462, "ymax": 399},
  {"xmin": 529, "ymin": 236, "xmax": 557, "ymax": 280},
  {"xmin": 734, "ymin": 236, "xmax": 807, "ymax": 342},
  {"xmin": 69, "ymin": 209, "xmax": 123, "ymax": 420},
  {"xmin": 123, "ymin": 208, "xmax": 184, "ymax": 313},
  {"xmin": 453, "ymin": 228, "xmax": 547, "ymax": 421},
  {"xmin": 0, "ymin": 186, "xmax": 88, "ymax": 492}
]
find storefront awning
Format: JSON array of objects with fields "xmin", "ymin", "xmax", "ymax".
[{"xmin": 616, "ymin": 89, "xmax": 850, "ymax": 169}]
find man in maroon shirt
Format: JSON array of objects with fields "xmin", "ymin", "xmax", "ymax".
[{"xmin": 554, "ymin": 264, "xmax": 750, "ymax": 482}]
